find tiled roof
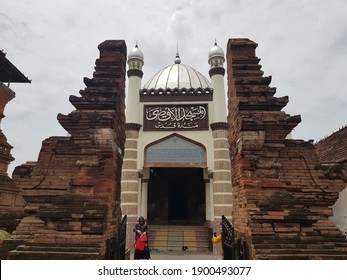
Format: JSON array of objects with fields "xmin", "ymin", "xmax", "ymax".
[{"xmin": 315, "ymin": 126, "xmax": 347, "ymax": 164}]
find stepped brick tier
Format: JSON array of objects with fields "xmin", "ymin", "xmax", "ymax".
[
  {"xmin": 226, "ymin": 38, "xmax": 347, "ymax": 259},
  {"xmin": 0, "ymin": 84, "xmax": 26, "ymax": 235},
  {"xmin": 8, "ymin": 40, "xmax": 126, "ymax": 259}
]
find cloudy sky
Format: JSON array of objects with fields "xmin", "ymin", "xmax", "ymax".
[{"xmin": 1, "ymin": 0, "xmax": 347, "ymax": 175}]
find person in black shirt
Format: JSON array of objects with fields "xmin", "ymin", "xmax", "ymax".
[{"xmin": 133, "ymin": 216, "xmax": 151, "ymax": 259}]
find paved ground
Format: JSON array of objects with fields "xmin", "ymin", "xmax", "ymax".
[{"xmin": 130, "ymin": 250, "xmax": 220, "ymax": 260}]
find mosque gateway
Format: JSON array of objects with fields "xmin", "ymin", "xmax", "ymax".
[
  {"xmin": 121, "ymin": 43, "xmax": 231, "ymax": 250},
  {"xmin": 1, "ymin": 39, "xmax": 346, "ymax": 259}
]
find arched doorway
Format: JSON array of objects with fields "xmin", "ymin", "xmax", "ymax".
[
  {"xmin": 144, "ymin": 134, "xmax": 207, "ymax": 225},
  {"xmin": 147, "ymin": 167, "xmax": 206, "ymax": 225}
]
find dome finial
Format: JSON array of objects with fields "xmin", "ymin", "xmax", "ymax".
[
  {"xmin": 208, "ymin": 40, "xmax": 225, "ymax": 67},
  {"xmin": 174, "ymin": 44, "xmax": 181, "ymax": 64},
  {"xmin": 128, "ymin": 42, "xmax": 144, "ymax": 61},
  {"xmin": 208, "ymin": 41, "xmax": 224, "ymax": 60}
]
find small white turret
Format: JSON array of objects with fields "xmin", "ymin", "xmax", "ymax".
[
  {"xmin": 208, "ymin": 42, "xmax": 227, "ymax": 124},
  {"xmin": 126, "ymin": 43, "xmax": 144, "ymax": 124},
  {"xmin": 128, "ymin": 44, "xmax": 144, "ymax": 71},
  {"xmin": 208, "ymin": 42, "xmax": 225, "ymax": 68}
]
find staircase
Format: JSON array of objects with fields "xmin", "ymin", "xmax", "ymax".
[
  {"xmin": 252, "ymin": 235, "xmax": 347, "ymax": 260},
  {"xmin": 148, "ymin": 225, "xmax": 211, "ymax": 252},
  {"xmin": 8, "ymin": 242, "xmax": 102, "ymax": 260}
]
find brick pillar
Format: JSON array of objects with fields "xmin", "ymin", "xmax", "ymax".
[
  {"xmin": 226, "ymin": 38, "xmax": 347, "ymax": 259},
  {"xmin": 9, "ymin": 40, "xmax": 127, "ymax": 260},
  {"xmin": 0, "ymin": 83, "xmax": 26, "ymax": 235},
  {"xmin": 0, "ymin": 83, "xmax": 15, "ymax": 176}
]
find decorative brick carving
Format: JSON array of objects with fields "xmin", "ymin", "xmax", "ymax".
[{"xmin": 227, "ymin": 38, "xmax": 347, "ymax": 259}]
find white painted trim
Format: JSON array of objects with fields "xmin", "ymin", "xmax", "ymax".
[
  {"xmin": 122, "ymin": 191, "xmax": 139, "ymax": 194},
  {"xmin": 121, "ymin": 202, "xmax": 138, "ymax": 206},
  {"xmin": 123, "ymin": 158, "xmax": 137, "ymax": 162},
  {"xmin": 121, "ymin": 180, "xmax": 139, "ymax": 184},
  {"xmin": 125, "ymin": 138, "xmax": 138, "ymax": 142},
  {"xmin": 127, "ymin": 214, "xmax": 137, "ymax": 218},
  {"xmin": 214, "ymin": 148, "xmax": 230, "ymax": 151},
  {"xmin": 213, "ymin": 180, "xmax": 232, "ymax": 184},
  {"xmin": 214, "ymin": 192, "xmax": 232, "ymax": 195},
  {"xmin": 213, "ymin": 138, "xmax": 228, "ymax": 141},
  {"xmin": 213, "ymin": 169, "xmax": 231, "ymax": 173},
  {"xmin": 214, "ymin": 215, "xmax": 232, "ymax": 219}
]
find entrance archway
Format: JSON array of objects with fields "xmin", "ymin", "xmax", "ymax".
[
  {"xmin": 144, "ymin": 134, "xmax": 207, "ymax": 225},
  {"xmin": 144, "ymin": 133, "xmax": 206, "ymax": 168},
  {"xmin": 147, "ymin": 167, "xmax": 206, "ymax": 225}
]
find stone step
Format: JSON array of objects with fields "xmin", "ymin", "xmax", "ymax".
[
  {"xmin": 16, "ymin": 244, "xmax": 99, "ymax": 253},
  {"xmin": 23, "ymin": 241, "xmax": 101, "ymax": 248},
  {"xmin": 252, "ymin": 236, "xmax": 347, "ymax": 245},
  {"xmin": 0, "ymin": 240, "xmax": 23, "ymax": 260},
  {"xmin": 149, "ymin": 234, "xmax": 209, "ymax": 239},
  {"xmin": 335, "ymin": 242, "xmax": 347, "ymax": 250},
  {"xmin": 148, "ymin": 225, "xmax": 210, "ymax": 252},
  {"xmin": 253, "ymin": 248, "xmax": 347, "ymax": 256},
  {"xmin": 6, "ymin": 240, "xmax": 103, "ymax": 260},
  {"xmin": 257, "ymin": 253, "xmax": 347, "ymax": 260},
  {"xmin": 8, "ymin": 250, "xmax": 101, "ymax": 260},
  {"xmin": 253, "ymin": 243, "xmax": 337, "ymax": 249}
]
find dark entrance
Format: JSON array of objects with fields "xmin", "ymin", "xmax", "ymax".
[{"xmin": 148, "ymin": 167, "xmax": 205, "ymax": 225}]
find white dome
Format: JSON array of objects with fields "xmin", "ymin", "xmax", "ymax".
[
  {"xmin": 143, "ymin": 63, "xmax": 211, "ymax": 89},
  {"xmin": 128, "ymin": 44, "xmax": 144, "ymax": 61},
  {"xmin": 208, "ymin": 42, "xmax": 224, "ymax": 60}
]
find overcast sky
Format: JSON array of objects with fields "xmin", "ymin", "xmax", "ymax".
[{"xmin": 1, "ymin": 0, "xmax": 347, "ymax": 175}]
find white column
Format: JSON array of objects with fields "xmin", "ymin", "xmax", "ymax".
[
  {"xmin": 126, "ymin": 75, "xmax": 141, "ymax": 123},
  {"xmin": 205, "ymin": 180, "xmax": 214, "ymax": 221},
  {"xmin": 210, "ymin": 74, "xmax": 227, "ymax": 123}
]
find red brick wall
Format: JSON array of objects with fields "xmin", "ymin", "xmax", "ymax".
[
  {"xmin": 10, "ymin": 40, "xmax": 126, "ymax": 259},
  {"xmin": 227, "ymin": 38, "xmax": 347, "ymax": 259},
  {"xmin": 0, "ymin": 84, "xmax": 26, "ymax": 235}
]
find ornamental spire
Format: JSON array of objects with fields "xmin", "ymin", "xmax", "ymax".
[{"xmin": 174, "ymin": 44, "xmax": 181, "ymax": 64}]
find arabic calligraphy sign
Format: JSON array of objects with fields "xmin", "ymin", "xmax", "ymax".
[{"xmin": 143, "ymin": 104, "xmax": 209, "ymax": 130}]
